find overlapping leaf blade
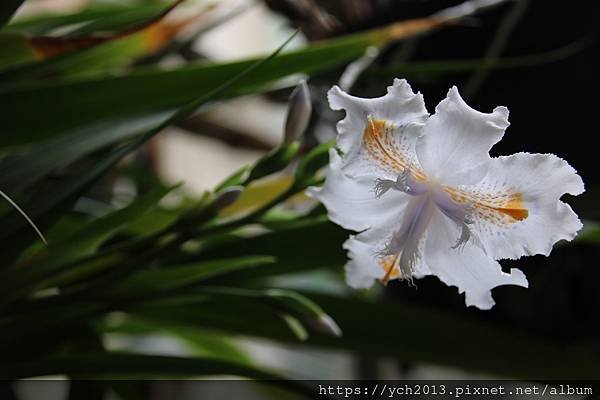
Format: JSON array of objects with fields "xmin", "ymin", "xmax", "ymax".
[{"xmin": 0, "ymin": 0, "xmax": 24, "ymax": 28}]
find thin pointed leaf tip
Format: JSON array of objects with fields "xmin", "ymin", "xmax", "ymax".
[{"xmin": 1, "ymin": 189, "xmax": 47, "ymax": 244}]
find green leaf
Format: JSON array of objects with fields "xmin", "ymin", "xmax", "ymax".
[
  {"xmin": 0, "ymin": 10, "xmax": 455, "ymax": 147},
  {"xmin": 64, "ymin": 3, "xmax": 171, "ymax": 36},
  {"xmin": 262, "ymin": 289, "xmax": 342, "ymax": 337},
  {"xmin": 130, "ymin": 293, "xmax": 600, "ymax": 380},
  {"xmin": 129, "ymin": 294, "xmax": 303, "ymax": 343},
  {"xmin": 0, "ymin": 352, "xmax": 297, "ymax": 382},
  {"xmin": 0, "ymin": 31, "xmax": 299, "ymax": 260},
  {"xmin": 575, "ymin": 220, "xmax": 600, "ymax": 245},
  {"xmin": 245, "ymin": 143, "xmax": 301, "ymax": 184},
  {"xmin": 0, "ymin": 138, "xmax": 168, "ymax": 264},
  {"xmin": 0, "ymin": 37, "xmax": 370, "ymax": 147},
  {"xmin": 0, "ymin": 32, "xmax": 36, "ymax": 69},
  {"xmin": 294, "ymin": 140, "xmax": 334, "ymax": 188},
  {"xmin": 132, "ymin": 287, "xmax": 341, "ymax": 340},
  {"xmin": 206, "ymin": 287, "xmax": 341, "ymax": 337},
  {"xmin": 280, "ymin": 314, "xmax": 308, "ymax": 342},
  {"xmin": 36, "ymin": 34, "xmax": 153, "ymax": 76},
  {"xmin": 101, "ymin": 316, "xmax": 251, "ymax": 364},
  {"xmin": 116, "ymin": 256, "xmax": 276, "ymax": 292},
  {"xmin": 0, "ymin": 0, "xmax": 23, "ymax": 28},
  {"xmin": 0, "ymin": 185, "xmax": 175, "ymax": 299},
  {"xmin": 0, "ymin": 0, "xmax": 189, "ymax": 74},
  {"xmin": 197, "ymin": 218, "xmax": 348, "ymax": 281},
  {"xmin": 219, "ymin": 176, "xmax": 294, "ymax": 218},
  {"xmin": 36, "ymin": 185, "xmax": 174, "ymax": 263},
  {"xmin": 4, "ymin": 3, "xmax": 166, "ymax": 35},
  {"xmin": 0, "ymin": 111, "xmax": 172, "ymax": 193}
]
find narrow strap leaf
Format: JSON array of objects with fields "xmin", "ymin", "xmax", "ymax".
[
  {"xmin": 0, "ymin": 0, "xmax": 24, "ymax": 28},
  {"xmin": 0, "ymin": 188, "xmax": 46, "ymax": 244}
]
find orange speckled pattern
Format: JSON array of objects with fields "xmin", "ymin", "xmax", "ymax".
[
  {"xmin": 362, "ymin": 117, "xmax": 427, "ymax": 180},
  {"xmin": 446, "ymin": 187, "xmax": 529, "ymax": 226}
]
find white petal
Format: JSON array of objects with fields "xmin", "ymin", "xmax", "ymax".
[
  {"xmin": 460, "ymin": 152, "xmax": 584, "ymax": 260},
  {"xmin": 306, "ymin": 149, "xmax": 409, "ymax": 232},
  {"xmin": 343, "ymin": 225, "xmax": 430, "ymax": 288},
  {"xmin": 416, "ymin": 86, "xmax": 509, "ymax": 185},
  {"xmin": 328, "ymin": 78, "xmax": 429, "ymax": 179},
  {"xmin": 425, "ymin": 210, "xmax": 528, "ymax": 309},
  {"xmin": 343, "ymin": 229, "xmax": 386, "ymax": 289}
]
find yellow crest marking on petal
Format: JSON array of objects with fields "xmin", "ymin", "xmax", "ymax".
[
  {"xmin": 363, "ymin": 117, "xmax": 427, "ymax": 180},
  {"xmin": 378, "ymin": 254, "xmax": 400, "ymax": 284},
  {"xmin": 446, "ymin": 187, "xmax": 529, "ymax": 225}
]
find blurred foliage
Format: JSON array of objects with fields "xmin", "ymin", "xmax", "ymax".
[{"xmin": 0, "ymin": 0, "xmax": 599, "ymax": 397}]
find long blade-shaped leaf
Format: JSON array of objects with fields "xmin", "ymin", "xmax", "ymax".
[
  {"xmin": 4, "ymin": 3, "xmax": 167, "ymax": 35},
  {"xmin": 130, "ymin": 293, "xmax": 600, "ymax": 380},
  {"xmin": 0, "ymin": 0, "xmax": 24, "ymax": 28},
  {"xmin": 0, "ymin": 188, "xmax": 46, "ymax": 244},
  {"xmin": 0, "ymin": 353, "xmax": 293, "ymax": 382},
  {"xmin": 0, "ymin": 0, "xmax": 507, "ymax": 148},
  {"xmin": 0, "ymin": 31, "xmax": 299, "ymax": 260},
  {"xmin": 0, "ymin": 0, "xmax": 186, "ymax": 72},
  {"xmin": 115, "ymin": 256, "xmax": 276, "ymax": 292},
  {"xmin": 0, "ymin": 186, "xmax": 175, "ymax": 302}
]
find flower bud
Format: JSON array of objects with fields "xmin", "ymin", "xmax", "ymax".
[
  {"xmin": 212, "ymin": 186, "xmax": 243, "ymax": 211},
  {"xmin": 283, "ymin": 80, "xmax": 312, "ymax": 145}
]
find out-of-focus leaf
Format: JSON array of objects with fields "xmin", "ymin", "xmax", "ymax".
[
  {"xmin": 575, "ymin": 221, "xmax": 600, "ymax": 244},
  {"xmin": 280, "ymin": 314, "xmax": 308, "ymax": 341},
  {"xmin": 294, "ymin": 141, "xmax": 333, "ymax": 187},
  {"xmin": 4, "ymin": 3, "xmax": 167, "ymax": 35},
  {"xmin": 245, "ymin": 144, "xmax": 301, "ymax": 184},
  {"xmin": 196, "ymin": 287, "xmax": 342, "ymax": 338},
  {"xmin": 0, "ymin": 11, "xmax": 468, "ymax": 148},
  {"xmin": 369, "ymin": 39, "xmax": 592, "ymax": 80},
  {"xmin": 0, "ymin": 186, "xmax": 175, "ymax": 299},
  {"xmin": 129, "ymin": 294, "xmax": 303, "ymax": 343},
  {"xmin": 0, "ymin": 42, "xmax": 364, "ymax": 147},
  {"xmin": 122, "ymin": 206, "xmax": 181, "ymax": 236},
  {"xmin": 0, "ymin": 32, "xmax": 36, "ymax": 69},
  {"xmin": 195, "ymin": 218, "xmax": 348, "ymax": 281},
  {"xmin": 0, "ymin": 353, "xmax": 302, "ymax": 383},
  {"xmin": 214, "ymin": 143, "xmax": 300, "ymax": 195},
  {"xmin": 219, "ymin": 176, "xmax": 294, "ymax": 218},
  {"xmin": 101, "ymin": 316, "xmax": 251, "ymax": 364},
  {"xmin": 0, "ymin": 138, "xmax": 166, "ymax": 264},
  {"xmin": 0, "ymin": 30, "xmax": 299, "ymax": 261},
  {"xmin": 124, "ymin": 287, "xmax": 340, "ymax": 341},
  {"xmin": 0, "ymin": 111, "xmax": 172, "ymax": 193},
  {"xmin": 0, "ymin": 0, "xmax": 23, "ymax": 28},
  {"xmin": 214, "ymin": 166, "xmax": 252, "ymax": 193},
  {"xmin": 130, "ymin": 293, "xmax": 600, "ymax": 380},
  {"xmin": 0, "ymin": 0, "xmax": 187, "ymax": 73},
  {"xmin": 115, "ymin": 256, "xmax": 276, "ymax": 292},
  {"xmin": 32, "ymin": 185, "xmax": 174, "ymax": 264},
  {"xmin": 63, "ymin": 3, "xmax": 175, "ymax": 36}
]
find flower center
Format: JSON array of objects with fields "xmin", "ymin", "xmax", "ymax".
[{"xmin": 374, "ymin": 171, "xmax": 475, "ymax": 283}]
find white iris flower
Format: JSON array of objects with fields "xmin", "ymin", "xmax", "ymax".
[{"xmin": 308, "ymin": 79, "xmax": 584, "ymax": 309}]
